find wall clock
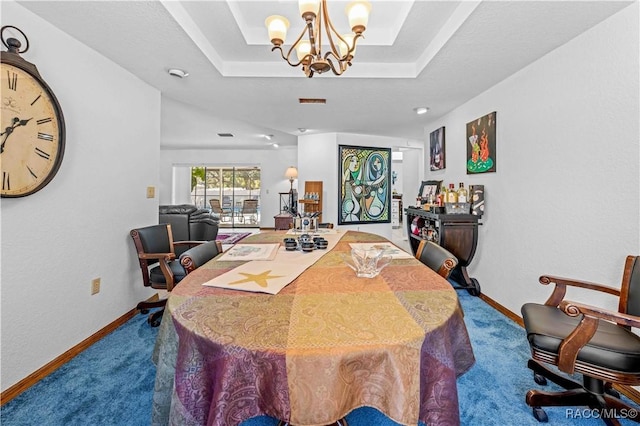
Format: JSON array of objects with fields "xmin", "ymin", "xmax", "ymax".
[{"xmin": 1, "ymin": 26, "xmax": 65, "ymax": 198}]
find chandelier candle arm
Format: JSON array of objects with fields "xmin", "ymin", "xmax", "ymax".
[{"xmin": 265, "ymin": 0, "xmax": 371, "ymax": 77}]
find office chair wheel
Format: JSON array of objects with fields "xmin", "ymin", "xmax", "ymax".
[
  {"xmin": 532, "ymin": 407, "xmax": 548, "ymax": 423},
  {"xmin": 148, "ymin": 316, "xmax": 161, "ymax": 327},
  {"xmin": 467, "ymin": 278, "xmax": 481, "ymax": 296},
  {"xmin": 605, "ymin": 387, "xmax": 621, "ymax": 399},
  {"xmin": 534, "ymin": 372, "xmax": 548, "ymax": 385},
  {"xmin": 147, "ymin": 310, "xmax": 163, "ymax": 327}
]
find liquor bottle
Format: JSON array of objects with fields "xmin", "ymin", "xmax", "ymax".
[
  {"xmin": 457, "ymin": 182, "xmax": 468, "ymax": 203},
  {"xmin": 447, "ymin": 183, "xmax": 458, "ymax": 203},
  {"xmin": 440, "ymin": 185, "xmax": 447, "ymax": 205}
]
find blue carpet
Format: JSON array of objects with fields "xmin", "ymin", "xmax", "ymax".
[{"xmin": 2, "ymin": 290, "xmax": 636, "ymax": 425}]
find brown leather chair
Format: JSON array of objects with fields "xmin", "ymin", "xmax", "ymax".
[
  {"xmin": 415, "ymin": 239, "xmax": 458, "ymax": 279},
  {"xmin": 521, "ymin": 255, "xmax": 640, "ymax": 423}
]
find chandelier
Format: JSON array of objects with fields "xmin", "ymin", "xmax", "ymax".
[{"xmin": 265, "ymin": 0, "xmax": 372, "ymax": 78}]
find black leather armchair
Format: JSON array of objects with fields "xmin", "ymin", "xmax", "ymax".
[
  {"xmin": 158, "ymin": 204, "xmax": 219, "ymax": 256},
  {"xmin": 521, "ymin": 255, "xmax": 640, "ymax": 424}
]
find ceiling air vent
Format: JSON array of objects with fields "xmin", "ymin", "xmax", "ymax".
[
  {"xmin": 299, "ymin": 98, "xmax": 326, "ymax": 104},
  {"xmin": 217, "ymin": 133, "xmax": 234, "ymax": 138}
]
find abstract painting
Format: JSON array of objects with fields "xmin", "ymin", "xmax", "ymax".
[
  {"xmin": 466, "ymin": 111, "xmax": 497, "ymax": 174},
  {"xmin": 339, "ymin": 145, "xmax": 391, "ymax": 225},
  {"xmin": 429, "ymin": 126, "xmax": 446, "ymax": 171}
]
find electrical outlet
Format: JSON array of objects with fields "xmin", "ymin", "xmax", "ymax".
[
  {"xmin": 146, "ymin": 186, "xmax": 155, "ymax": 198},
  {"xmin": 91, "ymin": 278, "xmax": 101, "ymax": 295}
]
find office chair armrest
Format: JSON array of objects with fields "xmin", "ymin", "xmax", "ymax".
[
  {"xmin": 539, "ymin": 275, "xmax": 620, "ymax": 307},
  {"xmin": 560, "ymin": 300, "xmax": 640, "ymax": 329},
  {"xmin": 139, "ymin": 252, "xmax": 176, "ymax": 261},
  {"xmin": 554, "ymin": 300, "xmax": 640, "ymax": 374}
]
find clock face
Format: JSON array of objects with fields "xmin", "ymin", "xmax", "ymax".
[{"xmin": 1, "ymin": 62, "xmax": 65, "ymax": 197}]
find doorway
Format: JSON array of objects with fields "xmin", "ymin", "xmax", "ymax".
[{"xmin": 190, "ymin": 166, "xmax": 261, "ymax": 228}]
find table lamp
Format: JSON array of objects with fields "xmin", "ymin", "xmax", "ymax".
[{"xmin": 285, "ymin": 166, "xmax": 298, "ymax": 192}]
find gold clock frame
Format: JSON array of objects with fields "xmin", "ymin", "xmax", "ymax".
[{"xmin": 1, "ymin": 26, "xmax": 66, "ymax": 198}]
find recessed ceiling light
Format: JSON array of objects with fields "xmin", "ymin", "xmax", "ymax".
[
  {"xmin": 168, "ymin": 68, "xmax": 189, "ymax": 78},
  {"xmin": 264, "ymin": 134, "xmax": 273, "ymax": 140},
  {"xmin": 298, "ymin": 128, "xmax": 307, "ymax": 133},
  {"xmin": 414, "ymin": 107, "xmax": 429, "ymax": 115},
  {"xmin": 272, "ymin": 143, "xmax": 279, "ymax": 148}
]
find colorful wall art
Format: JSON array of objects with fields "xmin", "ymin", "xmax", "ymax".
[
  {"xmin": 429, "ymin": 126, "xmax": 446, "ymax": 171},
  {"xmin": 466, "ymin": 112, "xmax": 496, "ymax": 174},
  {"xmin": 338, "ymin": 145, "xmax": 391, "ymax": 225}
]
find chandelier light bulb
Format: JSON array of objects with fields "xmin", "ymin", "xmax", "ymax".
[
  {"xmin": 296, "ymin": 40, "xmax": 312, "ymax": 61},
  {"xmin": 265, "ymin": 15, "xmax": 289, "ymax": 46},
  {"xmin": 346, "ymin": 1, "xmax": 372, "ymax": 34},
  {"xmin": 299, "ymin": 0, "xmax": 320, "ymax": 21}
]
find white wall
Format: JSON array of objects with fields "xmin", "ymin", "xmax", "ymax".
[
  {"xmin": 297, "ymin": 133, "xmax": 423, "ymax": 240},
  {"xmin": 1, "ymin": 2, "xmax": 161, "ymax": 391},
  {"xmin": 423, "ymin": 2, "xmax": 640, "ymax": 314}
]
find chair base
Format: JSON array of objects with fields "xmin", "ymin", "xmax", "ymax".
[
  {"xmin": 136, "ymin": 299, "xmax": 167, "ymax": 327},
  {"xmin": 526, "ymin": 359, "xmax": 639, "ymax": 425}
]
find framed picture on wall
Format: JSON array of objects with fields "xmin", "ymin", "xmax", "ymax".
[
  {"xmin": 466, "ymin": 111, "xmax": 497, "ymax": 174},
  {"xmin": 429, "ymin": 127, "xmax": 445, "ymax": 171},
  {"xmin": 338, "ymin": 145, "xmax": 391, "ymax": 225}
]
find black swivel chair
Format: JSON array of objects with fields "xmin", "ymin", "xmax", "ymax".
[
  {"xmin": 521, "ymin": 255, "xmax": 640, "ymax": 424},
  {"xmin": 415, "ymin": 239, "xmax": 458, "ymax": 279},
  {"xmin": 130, "ymin": 224, "xmax": 223, "ymax": 326}
]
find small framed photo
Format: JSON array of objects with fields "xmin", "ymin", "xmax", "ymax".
[{"xmin": 418, "ymin": 180, "xmax": 442, "ymax": 203}]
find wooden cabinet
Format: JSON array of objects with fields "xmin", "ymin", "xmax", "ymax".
[
  {"xmin": 274, "ymin": 213, "xmax": 294, "ymax": 230},
  {"xmin": 298, "ymin": 181, "xmax": 323, "ymax": 222},
  {"xmin": 405, "ymin": 207, "xmax": 481, "ymax": 296}
]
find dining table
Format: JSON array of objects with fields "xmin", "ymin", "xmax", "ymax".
[{"xmin": 151, "ymin": 230, "xmax": 475, "ymax": 426}]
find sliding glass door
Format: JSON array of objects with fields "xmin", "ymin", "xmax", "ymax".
[{"xmin": 191, "ymin": 166, "xmax": 261, "ymax": 228}]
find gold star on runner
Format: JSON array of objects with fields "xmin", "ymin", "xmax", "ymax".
[{"xmin": 228, "ymin": 270, "xmax": 285, "ymax": 288}]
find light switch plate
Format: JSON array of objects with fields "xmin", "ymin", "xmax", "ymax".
[{"xmin": 146, "ymin": 186, "xmax": 155, "ymax": 198}]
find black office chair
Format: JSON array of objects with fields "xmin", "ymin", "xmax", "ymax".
[
  {"xmin": 415, "ymin": 239, "xmax": 458, "ymax": 279},
  {"xmin": 180, "ymin": 240, "xmax": 223, "ymax": 274},
  {"xmin": 521, "ymin": 255, "xmax": 640, "ymax": 424},
  {"xmin": 130, "ymin": 224, "xmax": 187, "ymax": 326}
]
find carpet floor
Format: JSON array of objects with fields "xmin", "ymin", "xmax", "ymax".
[{"xmin": 1, "ymin": 288, "xmax": 636, "ymax": 425}]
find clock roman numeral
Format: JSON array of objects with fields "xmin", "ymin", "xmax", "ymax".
[
  {"xmin": 7, "ymin": 70, "xmax": 17, "ymax": 91},
  {"xmin": 37, "ymin": 117, "xmax": 52, "ymax": 125},
  {"xmin": 27, "ymin": 165, "xmax": 38, "ymax": 179},
  {"xmin": 35, "ymin": 147, "xmax": 51, "ymax": 160},
  {"xmin": 31, "ymin": 94, "xmax": 42, "ymax": 105},
  {"xmin": 37, "ymin": 132, "xmax": 54, "ymax": 142},
  {"xmin": 2, "ymin": 172, "xmax": 9, "ymax": 190}
]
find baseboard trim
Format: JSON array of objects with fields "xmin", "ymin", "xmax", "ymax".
[
  {"xmin": 478, "ymin": 292, "xmax": 640, "ymax": 404},
  {"xmin": 0, "ymin": 294, "xmax": 158, "ymax": 406}
]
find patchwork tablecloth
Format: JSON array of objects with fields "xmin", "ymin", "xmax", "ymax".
[{"xmin": 152, "ymin": 230, "xmax": 475, "ymax": 426}]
